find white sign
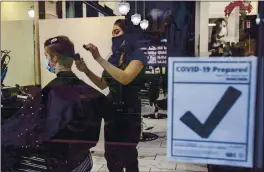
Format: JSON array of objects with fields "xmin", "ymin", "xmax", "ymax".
[
  {"xmin": 246, "ymin": 21, "xmax": 251, "ymax": 29},
  {"xmin": 167, "ymin": 57, "xmax": 257, "ymax": 168}
]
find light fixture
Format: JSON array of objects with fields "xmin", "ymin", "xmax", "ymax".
[
  {"xmin": 160, "ymin": 39, "xmax": 167, "ymax": 43},
  {"xmin": 208, "ymin": 23, "xmax": 216, "ymax": 27},
  {"xmin": 140, "ymin": 19, "xmax": 149, "ymax": 30},
  {"xmin": 118, "ymin": 1, "xmax": 130, "ymax": 16},
  {"xmin": 28, "ymin": 6, "xmax": 34, "ymax": 18},
  {"xmin": 140, "ymin": 1, "xmax": 149, "ymax": 30},
  {"xmin": 256, "ymin": 18, "xmax": 260, "ymax": 25},
  {"xmin": 131, "ymin": 0, "xmax": 141, "ymax": 25},
  {"xmin": 131, "ymin": 14, "xmax": 141, "ymax": 25},
  {"xmin": 256, "ymin": 13, "xmax": 261, "ymax": 25}
]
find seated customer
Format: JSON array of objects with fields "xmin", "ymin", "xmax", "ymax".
[{"xmin": 1, "ymin": 36, "xmax": 105, "ymax": 172}]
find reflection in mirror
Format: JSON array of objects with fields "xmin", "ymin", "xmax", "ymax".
[
  {"xmin": 1, "ymin": 2, "xmax": 35, "ymax": 87},
  {"xmin": 208, "ymin": 1, "xmax": 258, "ymax": 57}
]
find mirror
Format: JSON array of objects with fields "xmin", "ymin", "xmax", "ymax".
[{"xmin": 1, "ymin": 2, "xmax": 36, "ymax": 87}]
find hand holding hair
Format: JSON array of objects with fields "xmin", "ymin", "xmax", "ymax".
[
  {"xmin": 83, "ymin": 43, "xmax": 102, "ymax": 61},
  {"xmin": 75, "ymin": 58, "xmax": 89, "ymax": 73}
]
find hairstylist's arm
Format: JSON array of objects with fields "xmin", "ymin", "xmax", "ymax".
[
  {"xmin": 75, "ymin": 59, "xmax": 108, "ymax": 90},
  {"xmin": 84, "ymin": 43, "xmax": 144, "ymax": 85}
]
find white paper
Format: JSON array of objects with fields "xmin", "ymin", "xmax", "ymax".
[{"xmin": 167, "ymin": 57, "xmax": 257, "ymax": 168}]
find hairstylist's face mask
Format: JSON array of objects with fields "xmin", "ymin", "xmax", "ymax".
[{"xmin": 111, "ymin": 34, "xmax": 126, "ymax": 54}]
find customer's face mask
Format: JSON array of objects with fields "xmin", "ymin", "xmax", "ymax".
[
  {"xmin": 111, "ymin": 34, "xmax": 126, "ymax": 54},
  {"xmin": 44, "ymin": 57, "xmax": 56, "ymax": 73}
]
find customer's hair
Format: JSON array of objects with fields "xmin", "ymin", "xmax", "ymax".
[{"xmin": 44, "ymin": 36, "xmax": 75, "ymax": 68}]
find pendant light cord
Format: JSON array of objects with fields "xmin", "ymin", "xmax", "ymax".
[
  {"xmin": 135, "ymin": 0, "xmax": 137, "ymax": 13},
  {"xmin": 143, "ymin": 0, "xmax": 145, "ymax": 19}
]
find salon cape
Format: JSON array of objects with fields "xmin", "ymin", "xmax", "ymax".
[{"xmin": 1, "ymin": 71, "xmax": 106, "ymax": 148}]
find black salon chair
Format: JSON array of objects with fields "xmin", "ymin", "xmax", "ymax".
[
  {"xmin": 139, "ymin": 81, "xmax": 155, "ymax": 132},
  {"xmin": 1, "ymin": 91, "xmax": 52, "ymax": 171},
  {"xmin": 2, "ymin": 128, "xmax": 94, "ymax": 172},
  {"xmin": 154, "ymin": 96, "xmax": 167, "ymax": 118},
  {"xmin": 138, "ymin": 78, "xmax": 160, "ymax": 142},
  {"xmin": 3, "ymin": 144, "xmax": 77, "ymax": 172},
  {"xmin": 141, "ymin": 75, "xmax": 167, "ymax": 119}
]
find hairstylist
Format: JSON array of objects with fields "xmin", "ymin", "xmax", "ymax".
[{"xmin": 76, "ymin": 19, "xmax": 147, "ymax": 172}]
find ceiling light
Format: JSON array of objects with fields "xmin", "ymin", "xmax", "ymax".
[
  {"xmin": 131, "ymin": 13, "xmax": 141, "ymax": 25},
  {"xmin": 256, "ymin": 17, "xmax": 260, "ymax": 25},
  {"xmin": 140, "ymin": 19, "xmax": 149, "ymax": 30},
  {"xmin": 256, "ymin": 14, "xmax": 261, "ymax": 25},
  {"xmin": 118, "ymin": 1, "xmax": 130, "ymax": 16},
  {"xmin": 28, "ymin": 6, "xmax": 35, "ymax": 18}
]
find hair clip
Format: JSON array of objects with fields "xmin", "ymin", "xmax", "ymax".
[
  {"xmin": 45, "ymin": 37, "xmax": 58, "ymax": 46},
  {"xmin": 50, "ymin": 38, "xmax": 58, "ymax": 44}
]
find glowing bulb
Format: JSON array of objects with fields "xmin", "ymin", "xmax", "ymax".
[
  {"xmin": 131, "ymin": 13, "xmax": 141, "ymax": 25},
  {"xmin": 118, "ymin": 1, "xmax": 130, "ymax": 15},
  {"xmin": 256, "ymin": 18, "xmax": 260, "ymax": 25},
  {"xmin": 140, "ymin": 19, "xmax": 149, "ymax": 30},
  {"xmin": 28, "ymin": 7, "xmax": 35, "ymax": 18},
  {"xmin": 256, "ymin": 14, "xmax": 261, "ymax": 25}
]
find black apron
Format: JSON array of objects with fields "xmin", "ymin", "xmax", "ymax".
[{"xmin": 102, "ymin": 54, "xmax": 146, "ymax": 121}]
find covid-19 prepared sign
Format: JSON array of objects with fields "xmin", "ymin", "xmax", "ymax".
[{"xmin": 167, "ymin": 57, "xmax": 257, "ymax": 168}]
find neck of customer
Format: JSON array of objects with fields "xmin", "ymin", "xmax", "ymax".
[{"xmin": 55, "ymin": 63, "xmax": 72, "ymax": 74}]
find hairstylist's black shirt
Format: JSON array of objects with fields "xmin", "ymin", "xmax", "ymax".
[{"xmin": 102, "ymin": 49, "xmax": 147, "ymax": 116}]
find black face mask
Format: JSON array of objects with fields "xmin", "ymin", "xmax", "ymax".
[{"xmin": 111, "ymin": 35, "xmax": 126, "ymax": 54}]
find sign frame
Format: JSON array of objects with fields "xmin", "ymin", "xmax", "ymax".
[{"xmin": 167, "ymin": 57, "xmax": 258, "ymax": 168}]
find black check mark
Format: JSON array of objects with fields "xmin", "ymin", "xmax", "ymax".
[{"xmin": 180, "ymin": 86, "xmax": 241, "ymax": 138}]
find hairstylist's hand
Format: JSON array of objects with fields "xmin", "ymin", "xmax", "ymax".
[
  {"xmin": 83, "ymin": 43, "xmax": 101, "ymax": 61},
  {"xmin": 75, "ymin": 58, "xmax": 89, "ymax": 73}
]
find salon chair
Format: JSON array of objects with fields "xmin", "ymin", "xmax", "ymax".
[
  {"xmin": 154, "ymin": 95, "xmax": 168, "ymax": 119},
  {"xmin": 3, "ymin": 143, "xmax": 82, "ymax": 171},
  {"xmin": 141, "ymin": 75, "xmax": 168, "ymax": 119},
  {"xmin": 4, "ymin": 129, "xmax": 96, "ymax": 171},
  {"xmin": 2, "ymin": 129, "xmax": 94, "ymax": 172},
  {"xmin": 3, "ymin": 148, "xmax": 50, "ymax": 171},
  {"xmin": 138, "ymin": 79, "xmax": 159, "ymax": 142},
  {"xmin": 139, "ymin": 82, "xmax": 154, "ymax": 132},
  {"xmin": 1, "ymin": 85, "xmax": 37, "ymax": 122},
  {"xmin": 1, "ymin": 87, "xmax": 49, "ymax": 171}
]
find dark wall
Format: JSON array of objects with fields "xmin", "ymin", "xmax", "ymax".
[
  {"xmin": 74, "ymin": 1, "xmax": 83, "ymax": 18},
  {"xmin": 244, "ymin": 15, "xmax": 258, "ymax": 40},
  {"xmin": 86, "ymin": 1, "xmax": 99, "ymax": 17},
  {"xmin": 65, "ymin": 1, "xmax": 115, "ymax": 18},
  {"xmin": 126, "ymin": 1, "xmax": 196, "ymax": 57}
]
